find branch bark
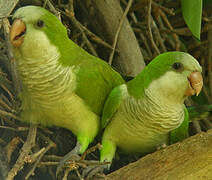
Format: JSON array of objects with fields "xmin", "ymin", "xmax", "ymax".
[{"xmin": 94, "ymin": 129, "xmax": 212, "ymax": 180}]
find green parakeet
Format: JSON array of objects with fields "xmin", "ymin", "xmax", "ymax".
[
  {"xmin": 100, "ymin": 52, "xmax": 203, "ymax": 167},
  {"xmin": 9, "ymin": 5, "xmax": 124, "ymax": 172}
]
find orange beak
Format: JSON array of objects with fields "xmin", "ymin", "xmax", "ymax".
[
  {"xmin": 185, "ymin": 71, "xmax": 203, "ymax": 96},
  {"xmin": 10, "ymin": 19, "xmax": 26, "ymax": 47}
]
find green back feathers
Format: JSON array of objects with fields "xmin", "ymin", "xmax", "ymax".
[
  {"xmin": 74, "ymin": 58, "xmax": 124, "ymax": 115},
  {"xmin": 101, "ymin": 85, "xmax": 126, "ymax": 128},
  {"xmin": 127, "ymin": 52, "xmax": 197, "ymax": 98}
]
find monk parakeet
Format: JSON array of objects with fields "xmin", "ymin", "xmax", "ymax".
[
  {"xmin": 9, "ymin": 5, "xmax": 124, "ymax": 173},
  {"xmin": 100, "ymin": 52, "xmax": 203, "ymax": 168}
]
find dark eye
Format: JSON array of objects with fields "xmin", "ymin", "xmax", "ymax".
[
  {"xmin": 172, "ymin": 62, "xmax": 183, "ymax": 71},
  {"xmin": 36, "ymin": 20, "xmax": 45, "ymax": 28}
]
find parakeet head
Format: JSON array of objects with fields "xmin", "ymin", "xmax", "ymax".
[
  {"xmin": 10, "ymin": 6, "xmax": 72, "ymax": 63},
  {"xmin": 127, "ymin": 52, "xmax": 203, "ymax": 103}
]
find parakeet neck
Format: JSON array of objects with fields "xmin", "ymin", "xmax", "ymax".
[{"xmin": 124, "ymin": 93, "xmax": 184, "ymax": 134}]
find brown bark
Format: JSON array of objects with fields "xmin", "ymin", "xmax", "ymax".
[
  {"xmin": 94, "ymin": 129, "xmax": 212, "ymax": 180},
  {"xmin": 91, "ymin": 0, "xmax": 145, "ymax": 77}
]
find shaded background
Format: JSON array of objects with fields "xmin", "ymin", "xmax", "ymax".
[{"xmin": 0, "ymin": 0, "xmax": 211, "ymax": 179}]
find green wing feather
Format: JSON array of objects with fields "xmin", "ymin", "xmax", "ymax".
[
  {"xmin": 170, "ymin": 104, "xmax": 212, "ymax": 144},
  {"xmin": 101, "ymin": 85, "xmax": 127, "ymax": 128},
  {"xmin": 169, "ymin": 105, "xmax": 189, "ymax": 144},
  {"xmin": 73, "ymin": 54, "xmax": 124, "ymax": 115}
]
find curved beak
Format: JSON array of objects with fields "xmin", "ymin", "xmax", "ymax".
[
  {"xmin": 185, "ymin": 71, "xmax": 203, "ymax": 96},
  {"xmin": 10, "ymin": 19, "xmax": 26, "ymax": 47}
]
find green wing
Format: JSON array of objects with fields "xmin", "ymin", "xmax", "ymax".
[
  {"xmin": 101, "ymin": 85, "xmax": 127, "ymax": 129},
  {"xmin": 170, "ymin": 104, "xmax": 212, "ymax": 144},
  {"xmin": 73, "ymin": 54, "xmax": 124, "ymax": 116},
  {"xmin": 169, "ymin": 105, "xmax": 189, "ymax": 144}
]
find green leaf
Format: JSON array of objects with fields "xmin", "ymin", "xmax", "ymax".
[{"xmin": 181, "ymin": 0, "xmax": 202, "ymax": 40}]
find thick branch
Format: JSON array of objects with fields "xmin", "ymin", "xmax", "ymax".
[
  {"xmin": 91, "ymin": 0, "xmax": 145, "ymax": 76},
  {"xmin": 94, "ymin": 129, "xmax": 212, "ymax": 180}
]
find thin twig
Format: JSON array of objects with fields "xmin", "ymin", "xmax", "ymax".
[
  {"xmin": 192, "ymin": 121, "xmax": 202, "ymax": 133},
  {"xmin": 108, "ymin": 0, "xmax": 134, "ymax": 65},
  {"xmin": 158, "ymin": 8, "xmax": 180, "ymax": 51},
  {"xmin": 1, "ymin": 84, "xmax": 14, "ymax": 102},
  {"xmin": 64, "ymin": 0, "xmax": 98, "ymax": 56},
  {"xmin": 152, "ymin": 19, "xmax": 167, "ymax": 52},
  {"xmin": 6, "ymin": 124, "xmax": 37, "ymax": 180},
  {"xmin": 0, "ymin": 109, "xmax": 20, "ymax": 120},
  {"xmin": 5, "ymin": 137, "xmax": 22, "ymax": 163},
  {"xmin": 45, "ymin": 0, "xmax": 61, "ymax": 20},
  {"xmin": 130, "ymin": 1, "xmax": 175, "ymax": 16},
  {"xmin": 81, "ymin": 143, "xmax": 102, "ymax": 160},
  {"xmin": 147, "ymin": 0, "xmax": 160, "ymax": 55},
  {"xmin": 25, "ymin": 141, "xmax": 56, "ymax": 179},
  {"xmin": 0, "ymin": 98, "xmax": 14, "ymax": 113}
]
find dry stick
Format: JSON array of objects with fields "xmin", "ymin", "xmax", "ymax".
[
  {"xmin": 0, "ymin": 109, "xmax": 20, "ymax": 120},
  {"xmin": 65, "ymin": 0, "xmax": 98, "ymax": 56},
  {"xmin": 127, "ymin": 5, "xmax": 153, "ymax": 58},
  {"xmin": 130, "ymin": 1, "xmax": 175, "ymax": 16},
  {"xmin": 75, "ymin": 168, "xmax": 83, "ymax": 180},
  {"xmin": 81, "ymin": 143, "xmax": 102, "ymax": 160},
  {"xmin": 80, "ymin": 26, "xmax": 117, "ymax": 52},
  {"xmin": 38, "ymin": 161, "xmax": 58, "ymax": 167},
  {"xmin": 147, "ymin": 0, "xmax": 160, "ymax": 55},
  {"xmin": 152, "ymin": 8, "xmax": 167, "ymax": 52},
  {"xmin": 139, "ymin": 32, "xmax": 153, "ymax": 57},
  {"xmin": 152, "ymin": 19, "xmax": 167, "ymax": 52},
  {"xmin": 108, "ymin": 0, "xmax": 134, "ymax": 65},
  {"xmin": 65, "ymin": 10, "xmax": 98, "ymax": 57},
  {"xmin": 45, "ymin": 0, "xmax": 61, "ymax": 20},
  {"xmin": 192, "ymin": 120, "xmax": 202, "ymax": 133},
  {"xmin": 152, "ymin": 1, "xmax": 175, "ymax": 15},
  {"xmin": 203, "ymin": 119, "xmax": 212, "ymax": 129},
  {"xmin": 0, "ymin": 98, "xmax": 14, "ymax": 112},
  {"xmin": 156, "ymin": 16, "xmax": 176, "ymax": 50},
  {"xmin": 6, "ymin": 124, "xmax": 37, "ymax": 180},
  {"xmin": 160, "ymin": 27, "xmax": 192, "ymax": 36},
  {"xmin": 68, "ymin": 0, "xmax": 115, "ymax": 51},
  {"xmin": 25, "ymin": 142, "xmax": 56, "ymax": 179},
  {"xmin": 1, "ymin": 84, "xmax": 14, "ymax": 102},
  {"xmin": 158, "ymin": 8, "xmax": 180, "ymax": 51},
  {"xmin": 5, "ymin": 137, "xmax": 22, "ymax": 163},
  {"xmin": 0, "ymin": 125, "xmax": 19, "ymax": 131},
  {"xmin": 1, "ymin": 94, "xmax": 13, "ymax": 108}
]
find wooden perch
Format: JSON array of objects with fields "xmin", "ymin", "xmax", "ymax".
[
  {"xmin": 94, "ymin": 129, "xmax": 212, "ymax": 180},
  {"xmin": 91, "ymin": 0, "xmax": 145, "ymax": 77}
]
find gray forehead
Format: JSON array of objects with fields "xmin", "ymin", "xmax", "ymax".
[{"xmin": 13, "ymin": 6, "xmax": 44, "ymax": 22}]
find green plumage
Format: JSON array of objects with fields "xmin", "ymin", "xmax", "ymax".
[
  {"xmin": 100, "ymin": 52, "xmax": 202, "ymax": 165},
  {"xmin": 11, "ymin": 6, "xmax": 124, "ymax": 154}
]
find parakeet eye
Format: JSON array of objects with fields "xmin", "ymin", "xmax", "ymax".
[
  {"xmin": 172, "ymin": 62, "xmax": 183, "ymax": 71},
  {"xmin": 36, "ymin": 20, "xmax": 45, "ymax": 28}
]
